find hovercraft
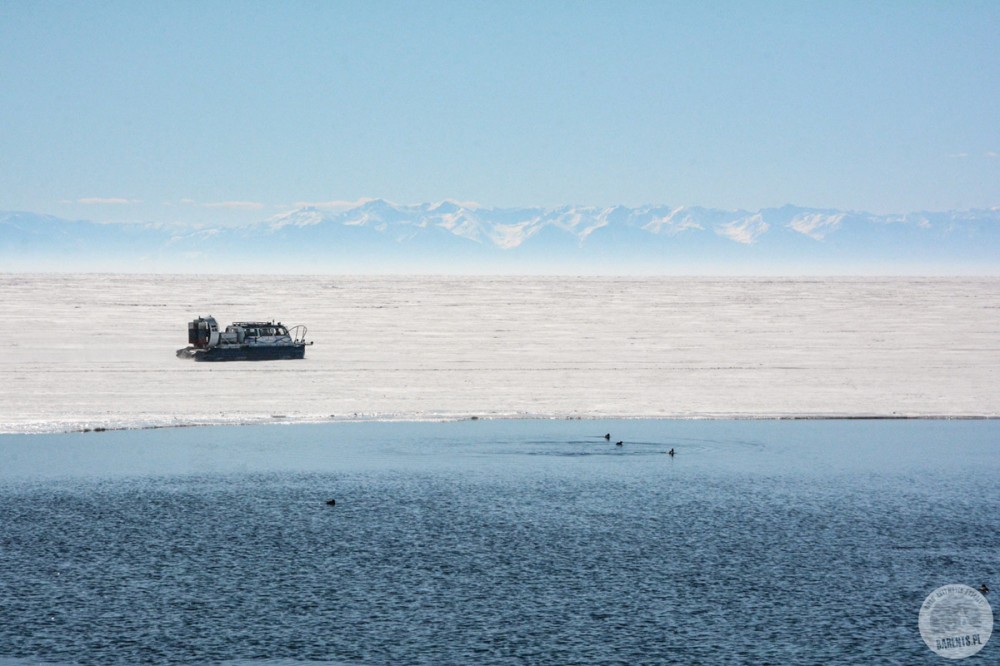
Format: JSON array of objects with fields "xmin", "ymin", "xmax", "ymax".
[{"xmin": 176, "ymin": 316, "xmax": 312, "ymax": 361}]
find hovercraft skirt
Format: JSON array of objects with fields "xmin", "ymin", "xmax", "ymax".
[{"xmin": 194, "ymin": 345, "xmax": 307, "ymax": 362}]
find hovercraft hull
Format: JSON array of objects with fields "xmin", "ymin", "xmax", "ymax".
[{"xmin": 177, "ymin": 345, "xmax": 307, "ymax": 361}]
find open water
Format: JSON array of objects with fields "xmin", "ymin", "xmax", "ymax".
[{"xmin": 0, "ymin": 419, "xmax": 997, "ymax": 664}]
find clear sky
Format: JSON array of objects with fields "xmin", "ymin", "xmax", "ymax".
[{"xmin": 1, "ymin": 1, "xmax": 998, "ymax": 227}]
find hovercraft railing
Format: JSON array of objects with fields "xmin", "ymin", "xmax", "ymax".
[{"xmin": 288, "ymin": 324, "xmax": 308, "ymax": 344}]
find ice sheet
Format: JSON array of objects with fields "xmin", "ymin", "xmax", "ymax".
[{"xmin": 1, "ymin": 275, "xmax": 998, "ymax": 433}]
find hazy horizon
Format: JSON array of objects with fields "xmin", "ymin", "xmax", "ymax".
[{"xmin": 4, "ymin": 201, "xmax": 999, "ymax": 275}]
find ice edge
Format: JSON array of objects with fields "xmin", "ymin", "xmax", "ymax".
[{"xmin": 2, "ymin": 411, "xmax": 998, "ymax": 436}]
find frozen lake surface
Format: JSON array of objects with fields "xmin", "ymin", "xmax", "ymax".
[
  {"xmin": 1, "ymin": 418, "xmax": 997, "ymax": 664},
  {"xmin": 1, "ymin": 275, "xmax": 999, "ymax": 433}
]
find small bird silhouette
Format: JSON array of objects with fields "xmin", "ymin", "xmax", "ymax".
[
  {"xmin": 667, "ymin": 448, "xmax": 675, "ymax": 456},
  {"xmin": 615, "ymin": 441, "xmax": 623, "ymax": 446},
  {"xmin": 325, "ymin": 499, "xmax": 336, "ymax": 506},
  {"xmin": 604, "ymin": 433, "xmax": 611, "ymax": 440}
]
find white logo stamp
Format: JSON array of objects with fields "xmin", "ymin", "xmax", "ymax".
[{"xmin": 918, "ymin": 584, "xmax": 993, "ymax": 659}]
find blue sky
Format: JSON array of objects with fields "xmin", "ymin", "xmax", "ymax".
[{"xmin": 1, "ymin": 1, "xmax": 998, "ymax": 227}]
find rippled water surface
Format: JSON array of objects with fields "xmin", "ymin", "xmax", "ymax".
[{"xmin": 1, "ymin": 419, "xmax": 998, "ymax": 664}]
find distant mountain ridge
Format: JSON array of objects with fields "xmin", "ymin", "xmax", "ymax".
[
  {"xmin": 2, "ymin": 201, "xmax": 999, "ymax": 273},
  {"xmin": 264, "ymin": 200, "xmax": 1000, "ymax": 247}
]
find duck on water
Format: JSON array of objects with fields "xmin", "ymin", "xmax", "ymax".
[{"xmin": 176, "ymin": 316, "xmax": 313, "ymax": 361}]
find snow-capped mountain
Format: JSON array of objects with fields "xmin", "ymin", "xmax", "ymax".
[{"xmin": 2, "ymin": 202, "xmax": 999, "ymax": 273}]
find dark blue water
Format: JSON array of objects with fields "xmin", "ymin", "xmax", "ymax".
[{"xmin": 1, "ymin": 420, "xmax": 997, "ymax": 665}]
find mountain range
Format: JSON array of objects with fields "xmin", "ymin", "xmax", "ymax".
[{"xmin": 2, "ymin": 201, "xmax": 999, "ymax": 274}]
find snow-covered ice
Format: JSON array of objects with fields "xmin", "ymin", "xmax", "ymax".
[{"xmin": 1, "ymin": 275, "xmax": 998, "ymax": 433}]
